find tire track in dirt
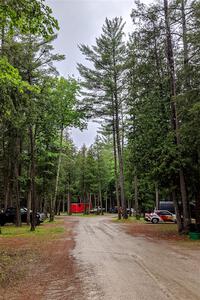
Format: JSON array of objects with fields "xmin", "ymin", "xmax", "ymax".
[{"xmin": 73, "ymin": 215, "xmax": 200, "ymax": 300}]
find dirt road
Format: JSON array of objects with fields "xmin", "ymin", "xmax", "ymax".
[{"xmin": 73, "ymin": 215, "xmax": 200, "ymax": 300}]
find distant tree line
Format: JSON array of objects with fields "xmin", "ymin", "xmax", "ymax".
[
  {"xmin": 1, "ymin": 0, "xmax": 200, "ymax": 235},
  {"xmin": 0, "ymin": 0, "xmax": 83, "ymax": 230},
  {"xmin": 78, "ymin": 0, "xmax": 200, "ymax": 233}
]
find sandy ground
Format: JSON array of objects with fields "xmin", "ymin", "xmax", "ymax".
[{"xmin": 73, "ymin": 215, "xmax": 200, "ymax": 300}]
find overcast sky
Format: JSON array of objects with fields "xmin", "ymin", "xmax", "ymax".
[{"xmin": 46, "ymin": 0, "xmax": 138, "ymax": 148}]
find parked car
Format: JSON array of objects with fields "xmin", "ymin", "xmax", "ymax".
[
  {"xmin": 0, "ymin": 207, "xmax": 41, "ymax": 226},
  {"xmin": 127, "ymin": 208, "xmax": 136, "ymax": 214},
  {"xmin": 90, "ymin": 207, "xmax": 105, "ymax": 213},
  {"xmin": 109, "ymin": 207, "xmax": 135, "ymax": 214},
  {"xmin": 145, "ymin": 210, "xmax": 176, "ymax": 224},
  {"xmin": 23, "ymin": 208, "xmax": 46, "ymax": 223},
  {"xmin": 109, "ymin": 207, "xmax": 118, "ymax": 213},
  {"xmin": 38, "ymin": 212, "xmax": 46, "ymax": 222}
]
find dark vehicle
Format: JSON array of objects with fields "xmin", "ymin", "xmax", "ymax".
[
  {"xmin": 109, "ymin": 206, "xmax": 118, "ymax": 213},
  {"xmin": 0, "ymin": 207, "xmax": 40, "ymax": 226},
  {"xmin": 159, "ymin": 201, "xmax": 196, "ymax": 218},
  {"xmin": 159, "ymin": 201, "xmax": 175, "ymax": 213}
]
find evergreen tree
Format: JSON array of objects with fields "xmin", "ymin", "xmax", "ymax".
[{"xmin": 78, "ymin": 17, "xmax": 128, "ymax": 218}]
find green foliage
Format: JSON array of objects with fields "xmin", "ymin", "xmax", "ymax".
[
  {"xmin": 0, "ymin": 58, "xmax": 27, "ymax": 89},
  {"xmin": 0, "ymin": 0, "xmax": 59, "ymax": 37},
  {"xmin": 0, "ymin": 0, "xmax": 84, "ymax": 219},
  {"xmin": 1, "ymin": 0, "xmax": 200, "ymax": 229},
  {"xmin": 51, "ymin": 77, "xmax": 83, "ymax": 129}
]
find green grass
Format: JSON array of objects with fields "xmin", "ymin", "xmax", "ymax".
[
  {"xmin": 0, "ymin": 223, "xmax": 64, "ymax": 238},
  {"xmin": 113, "ymin": 216, "xmax": 145, "ymax": 223},
  {"xmin": 73, "ymin": 213, "xmax": 100, "ymax": 217},
  {"xmin": 60, "ymin": 212, "xmax": 100, "ymax": 217}
]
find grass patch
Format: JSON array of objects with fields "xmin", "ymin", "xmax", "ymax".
[
  {"xmin": 60, "ymin": 213, "xmax": 100, "ymax": 217},
  {"xmin": 123, "ymin": 221, "xmax": 194, "ymax": 242},
  {"xmin": 74, "ymin": 213, "xmax": 100, "ymax": 217},
  {"xmin": 150, "ymin": 223, "xmax": 178, "ymax": 232},
  {"xmin": 176, "ymin": 239, "xmax": 200, "ymax": 247},
  {"xmin": 0, "ymin": 222, "xmax": 64, "ymax": 238},
  {"xmin": 113, "ymin": 216, "xmax": 145, "ymax": 223}
]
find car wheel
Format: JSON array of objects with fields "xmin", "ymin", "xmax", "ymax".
[{"xmin": 151, "ymin": 218, "xmax": 159, "ymax": 224}]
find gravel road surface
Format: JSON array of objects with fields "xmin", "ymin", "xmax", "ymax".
[{"xmin": 73, "ymin": 215, "xmax": 200, "ymax": 300}]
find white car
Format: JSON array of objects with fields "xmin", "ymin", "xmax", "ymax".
[{"xmin": 145, "ymin": 210, "xmax": 176, "ymax": 224}]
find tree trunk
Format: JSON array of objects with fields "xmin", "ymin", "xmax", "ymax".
[
  {"xmin": 179, "ymin": 169, "xmax": 190, "ymax": 232},
  {"xmin": 172, "ymin": 190, "xmax": 183, "ymax": 233},
  {"xmin": 181, "ymin": 0, "xmax": 190, "ymax": 89},
  {"xmin": 43, "ymin": 195, "xmax": 48, "ymax": 218},
  {"xmin": 112, "ymin": 38, "xmax": 127, "ymax": 218},
  {"xmin": 112, "ymin": 99, "xmax": 121, "ymax": 219},
  {"xmin": 155, "ymin": 182, "xmax": 159, "ymax": 210},
  {"xmin": 51, "ymin": 125, "xmax": 64, "ymax": 221},
  {"xmin": 62, "ymin": 196, "xmax": 65, "ymax": 213},
  {"xmin": 14, "ymin": 132, "xmax": 21, "ymax": 227},
  {"xmin": 4, "ymin": 176, "xmax": 10, "ymax": 211},
  {"xmin": 193, "ymin": 152, "xmax": 200, "ymax": 226},
  {"xmin": 195, "ymin": 191, "xmax": 200, "ymax": 226},
  {"xmin": 99, "ymin": 183, "xmax": 103, "ymax": 215},
  {"xmin": 14, "ymin": 163, "xmax": 21, "ymax": 227},
  {"xmin": 26, "ymin": 161, "xmax": 32, "ymax": 225},
  {"xmin": 96, "ymin": 136, "xmax": 103, "ymax": 215},
  {"xmin": 67, "ymin": 184, "xmax": 71, "ymax": 215},
  {"xmin": 105, "ymin": 191, "xmax": 108, "ymax": 213},
  {"xmin": 49, "ymin": 195, "xmax": 54, "ymax": 222},
  {"xmin": 57, "ymin": 199, "xmax": 61, "ymax": 215},
  {"xmin": 4, "ymin": 155, "xmax": 11, "ymax": 211},
  {"xmin": 29, "ymin": 126, "xmax": 37, "ymax": 231},
  {"xmin": 3, "ymin": 127, "xmax": 12, "ymax": 210},
  {"xmin": 120, "ymin": 102, "xmax": 125, "ymax": 154},
  {"xmin": 164, "ymin": 0, "xmax": 190, "ymax": 232},
  {"xmin": 26, "ymin": 188, "xmax": 31, "ymax": 225},
  {"xmin": 113, "ymin": 92, "xmax": 127, "ymax": 219},
  {"xmin": 94, "ymin": 194, "xmax": 97, "ymax": 209},
  {"xmin": 134, "ymin": 174, "xmax": 140, "ymax": 219},
  {"xmin": 109, "ymin": 194, "xmax": 112, "ymax": 212},
  {"xmin": 89, "ymin": 193, "xmax": 92, "ymax": 215}
]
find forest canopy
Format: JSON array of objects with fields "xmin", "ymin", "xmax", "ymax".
[{"xmin": 0, "ymin": 0, "xmax": 200, "ymax": 234}]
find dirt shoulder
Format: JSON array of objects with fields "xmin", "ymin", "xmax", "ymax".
[
  {"xmin": 0, "ymin": 216, "xmax": 83, "ymax": 300},
  {"xmin": 116, "ymin": 218, "xmax": 200, "ymax": 250}
]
